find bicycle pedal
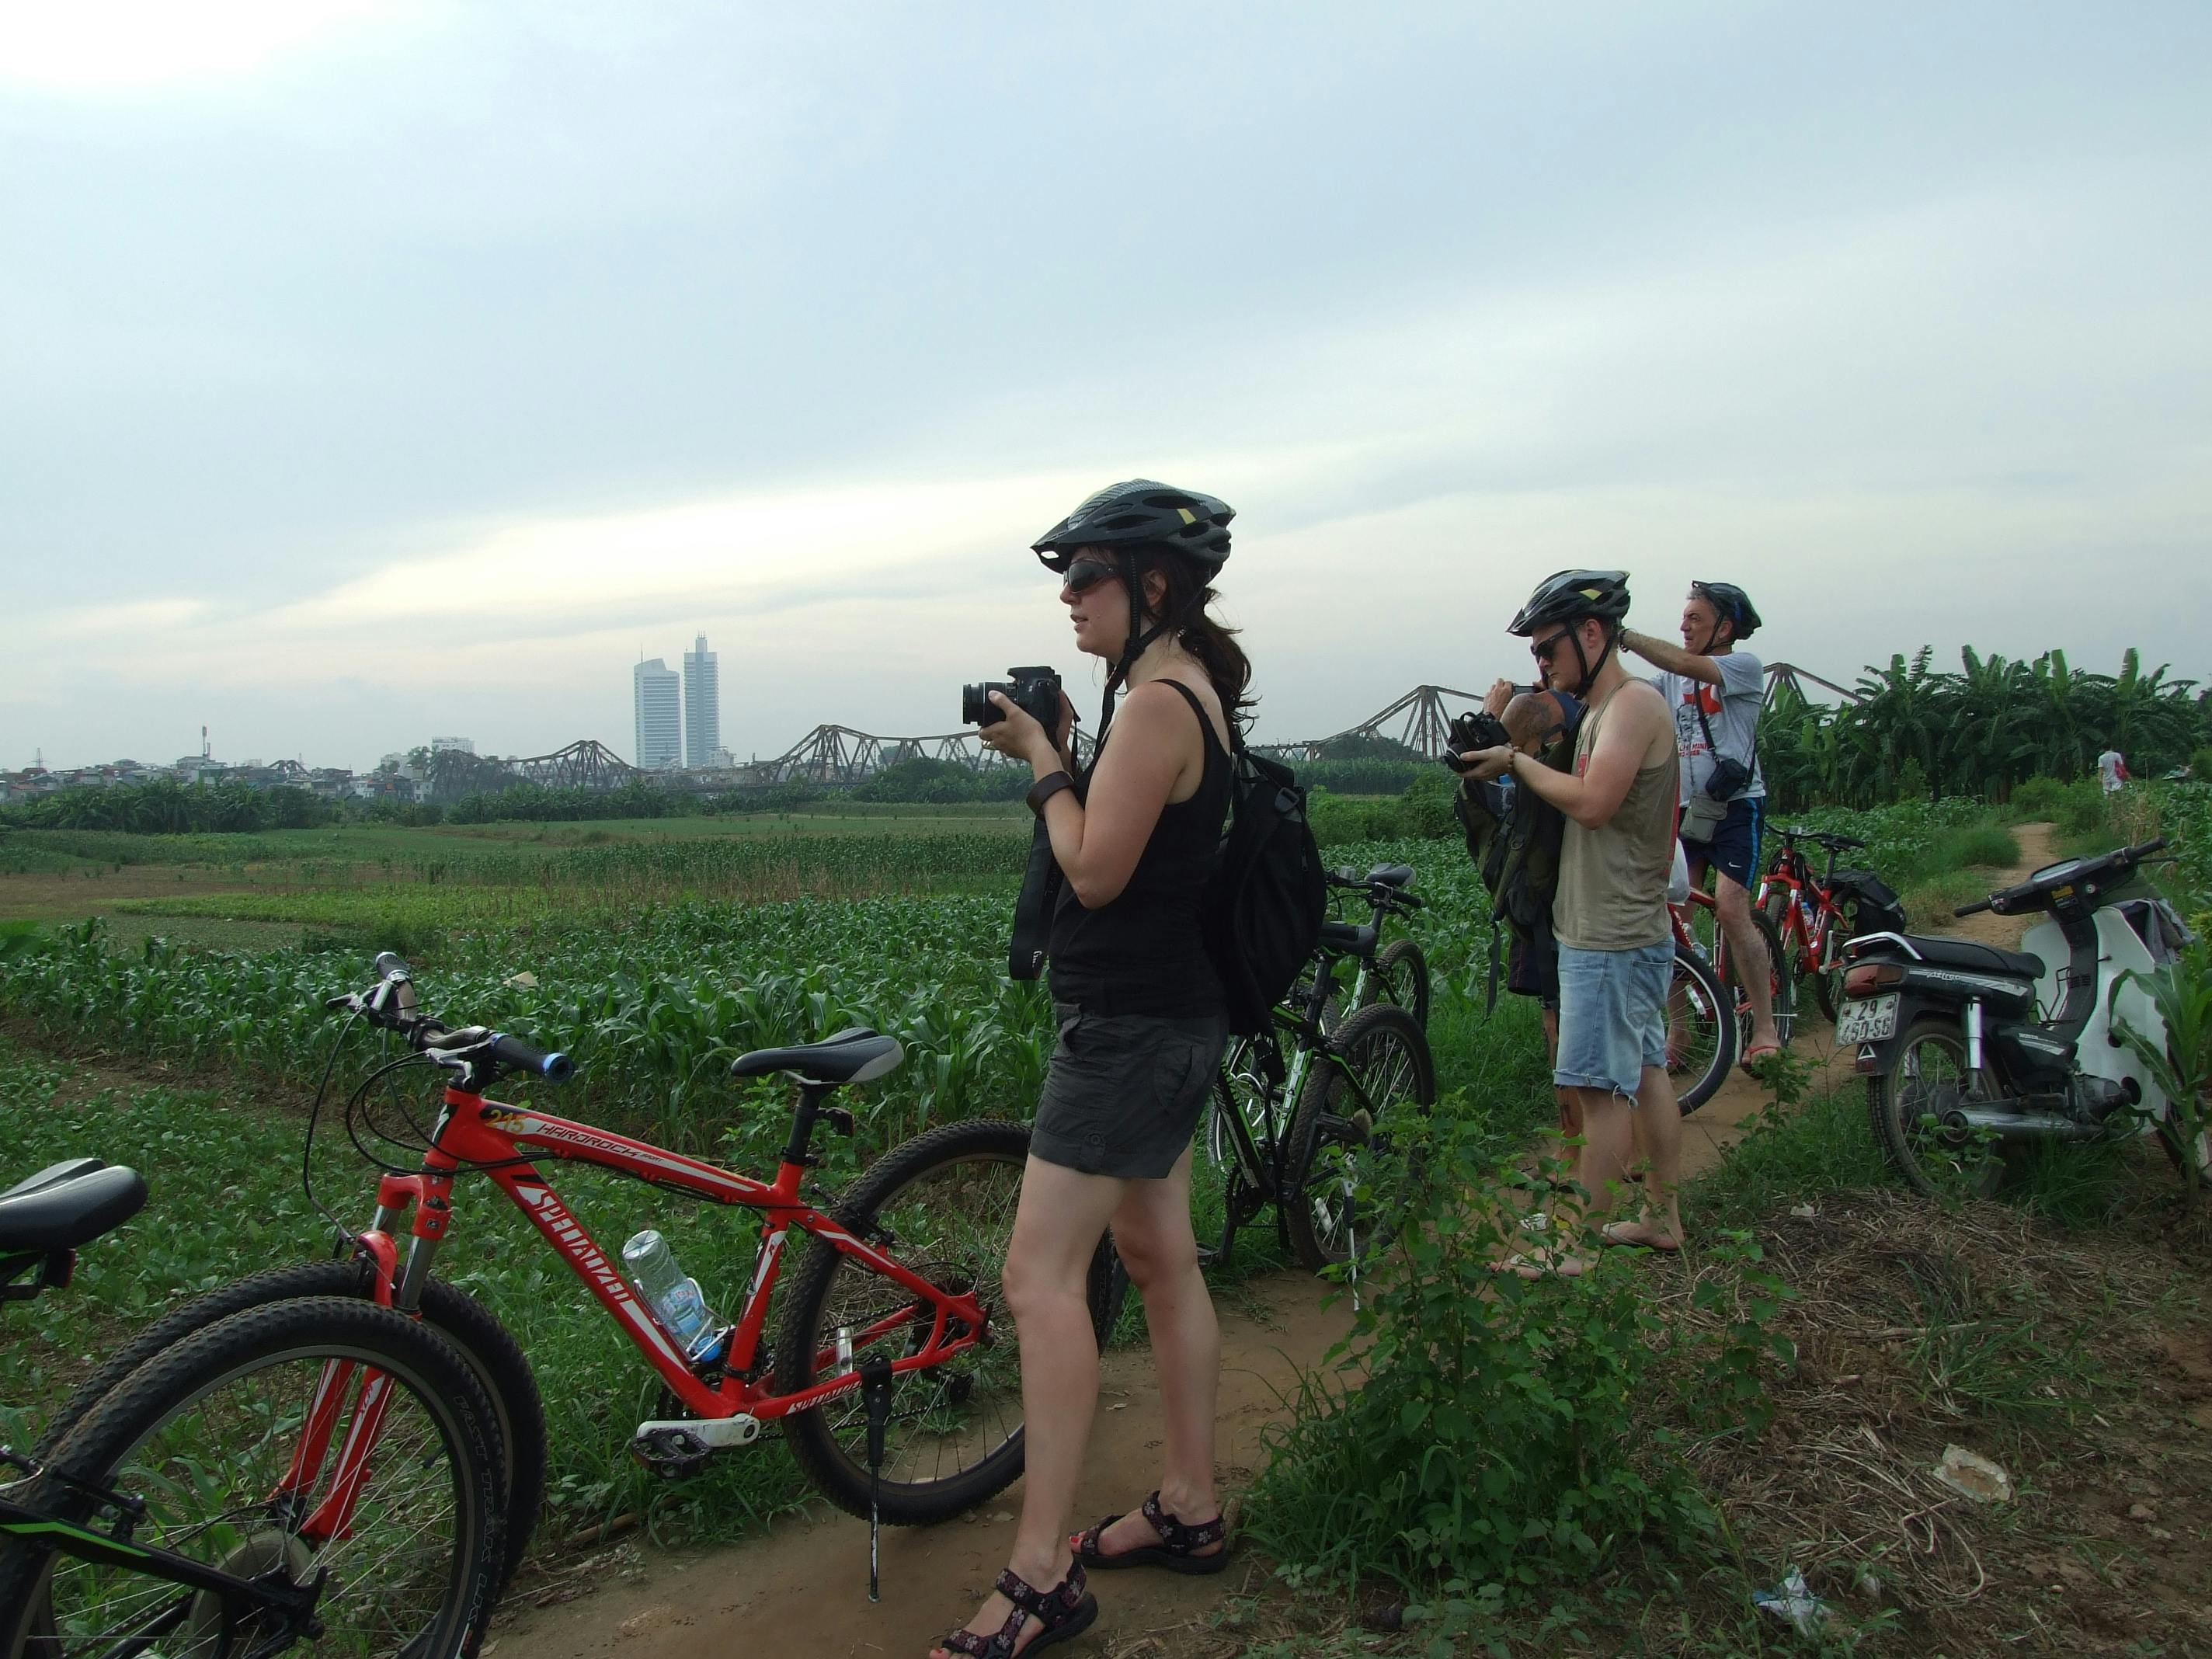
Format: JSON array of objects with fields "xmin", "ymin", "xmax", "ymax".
[{"xmin": 629, "ymin": 1414, "xmax": 760, "ymax": 1479}]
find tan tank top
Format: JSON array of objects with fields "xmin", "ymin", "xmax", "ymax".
[{"xmin": 1553, "ymin": 684, "xmax": 1677, "ymax": 951}]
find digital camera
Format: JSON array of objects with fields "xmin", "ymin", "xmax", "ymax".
[
  {"xmin": 1441, "ymin": 708, "xmax": 1511, "ymax": 774},
  {"xmin": 962, "ymin": 666, "xmax": 1063, "ymax": 731}
]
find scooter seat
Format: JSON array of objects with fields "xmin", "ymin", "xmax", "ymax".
[{"xmin": 1900, "ymin": 936, "xmax": 2045, "ymax": 982}]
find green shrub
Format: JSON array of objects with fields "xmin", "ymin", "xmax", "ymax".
[
  {"xmin": 2190, "ymin": 745, "xmax": 2212, "ymax": 783},
  {"xmin": 1244, "ymin": 1118, "xmax": 1788, "ymax": 1600},
  {"xmin": 2008, "ymin": 774, "xmax": 2071, "ymax": 817}
]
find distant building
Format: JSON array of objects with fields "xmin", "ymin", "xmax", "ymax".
[
  {"xmin": 430, "ymin": 736, "xmax": 476, "ymax": 755},
  {"xmin": 634, "ymin": 659, "xmax": 682, "ymax": 769},
  {"xmin": 683, "ymin": 634, "xmax": 721, "ymax": 770}
]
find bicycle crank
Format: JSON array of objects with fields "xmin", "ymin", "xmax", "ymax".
[{"xmin": 629, "ymin": 1414, "xmax": 760, "ymax": 1479}]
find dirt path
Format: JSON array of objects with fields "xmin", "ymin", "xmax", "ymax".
[
  {"xmin": 498, "ymin": 824, "xmax": 2059, "ymax": 1658},
  {"xmin": 492, "ymin": 1273, "xmax": 1354, "ymax": 1658}
]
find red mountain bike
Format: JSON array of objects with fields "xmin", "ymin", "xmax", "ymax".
[
  {"xmin": 1755, "ymin": 826, "xmax": 1907, "ymax": 1023},
  {"xmin": 1670, "ymin": 883, "xmax": 1794, "ymax": 1054},
  {"xmin": 36, "ymin": 954, "xmax": 1120, "ymax": 1628}
]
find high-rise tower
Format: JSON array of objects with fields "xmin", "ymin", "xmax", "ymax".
[
  {"xmin": 633, "ymin": 658, "xmax": 681, "ymax": 769},
  {"xmin": 683, "ymin": 634, "xmax": 721, "ymax": 769}
]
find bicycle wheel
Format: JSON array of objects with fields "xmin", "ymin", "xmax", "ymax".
[
  {"xmin": 32, "ymin": 1260, "xmax": 546, "ymax": 1597},
  {"xmin": 776, "ymin": 1118, "xmax": 1118, "ymax": 1525},
  {"xmin": 1365, "ymin": 938, "xmax": 1431, "ymax": 1031},
  {"xmin": 1282, "ymin": 1002, "xmax": 1435, "ymax": 1272},
  {"xmin": 1668, "ymin": 941, "xmax": 1736, "ymax": 1115},
  {"xmin": 0, "ymin": 1296, "xmax": 504, "ymax": 1659}
]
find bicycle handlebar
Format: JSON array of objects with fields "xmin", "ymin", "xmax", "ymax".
[
  {"xmin": 491, "ymin": 1032, "xmax": 574, "ymax": 1084},
  {"xmin": 329, "ymin": 955, "xmax": 574, "ymax": 1085}
]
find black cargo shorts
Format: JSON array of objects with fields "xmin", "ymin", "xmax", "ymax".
[{"xmin": 1032, "ymin": 1003, "xmax": 1229, "ymax": 1179}]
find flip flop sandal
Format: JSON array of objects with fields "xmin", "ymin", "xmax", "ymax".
[
  {"xmin": 935, "ymin": 1563, "xmax": 1097, "ymax": 1657},
  {"xmin": 1073, "ymin": 1492, "xmax": 1229, "ymax": 1575},
  {"xmin": 1740, "ymin": 1043, "xmax": 1782, "ymax": 1073},
  {"xmin": 1599, "ymin": 1221, "xmax": 1681, "ymax": 1253}
]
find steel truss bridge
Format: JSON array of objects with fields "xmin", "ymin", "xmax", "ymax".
[{"xmin": 456, "ymin": 663, "xmax": 1852, "ymax": 796}]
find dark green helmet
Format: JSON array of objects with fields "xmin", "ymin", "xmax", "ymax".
[
  {"xmin": 1508, "ymin": 569, "xmax": 1631, "ymax": 636},
  {"xmin": 1031, "ymin": 480, "xmax": 1234, "ymax": 573},
  {"xmin": 1690, "ymin": 580, "xmax": 1762, "ymax": 640}
]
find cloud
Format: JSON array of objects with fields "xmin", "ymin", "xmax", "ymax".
[{"xmin": 0, "ymin": 0, "xmax": 408, "ymax": 91}]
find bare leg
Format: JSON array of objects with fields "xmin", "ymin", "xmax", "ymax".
[
  {"xmin": 1717, "ymin": 874, "xmax": 1779, "ymax": 1053},
  {"xmin": 1082, "ymin": 1146, "xmax": 1225, "ymax": 1558},
  {"xmin": 931, "ymin": 1157, "xmax": 1124, "ymax": 1658},
  {"xmin": 1605, "ymin": 1064, "xmax": 1685, "ymax": 1248}
]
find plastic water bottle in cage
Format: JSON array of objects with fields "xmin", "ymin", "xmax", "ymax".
[{"xmin": 622, "ymin": 1229, "xmax": 728, "ymax": 1362}]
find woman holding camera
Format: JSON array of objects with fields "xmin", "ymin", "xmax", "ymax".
[{"xmin": 937, "ymin": 481, "xmax": 1243, "ymax": 1658}]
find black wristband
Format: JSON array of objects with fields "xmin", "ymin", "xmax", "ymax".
[{"xmin": 1025, "ymin": 770, "xmax": 1076, "ymax": 816}]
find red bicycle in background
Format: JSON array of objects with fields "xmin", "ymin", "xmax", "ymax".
[
  {"xmin": 31, "ymin": 954, "xmax": 1121, "ymax": 1643},
  {"xmin": 1754, "ymin": 826, "xmax": 1908, "ymax": 1024},
  {"xmin": 1670, "ymin": 882, "xmax": 1794, "ymax": 1055}
]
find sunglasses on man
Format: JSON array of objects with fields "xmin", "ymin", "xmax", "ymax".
[{"xmin": 1530, "ymin": 628, "xmax": 1573, "ymax": 663}]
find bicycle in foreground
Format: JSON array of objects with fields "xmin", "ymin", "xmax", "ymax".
[
  {"xmin": 3, "ymin": 1156, "xmax": 510, "ymax": 1659},
  {"xmin": 1671, "ymin": 881, "xmax": 1794, "ymax": 1056},
  {"xmin": 15, "ymin": 953, "xmax": 1121, "ymax": 1654},
  {"xmin": 1205, "ymin": 922, "xmax": 1437, "ymax": 1275}
]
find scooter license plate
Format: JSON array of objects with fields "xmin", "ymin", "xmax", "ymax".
[{"xmin": 1835, "ymin": 993, "xmax": 1899, "ymax": 1045}]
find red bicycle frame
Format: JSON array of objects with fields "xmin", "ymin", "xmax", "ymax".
[{"xmin": 350, "ymin": 1084, "xmax": 990, "ymax": 1426}]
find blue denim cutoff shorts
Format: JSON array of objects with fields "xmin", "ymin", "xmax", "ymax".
[{"xmin": 1553, "ymin": 940, "xmax": 1673, "ymax": 1101}]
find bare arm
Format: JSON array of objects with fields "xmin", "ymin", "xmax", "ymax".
[
  {"xmin": 983, "ymin": 682, "xmax": 1194, "ymax": 909},
  {"xmin": 1619, "ymin": 628, "xmax": 1721, "ymax": 685},
  {"xmin": 1488, "ymin": 682, "xmax": 1671, "ymax": 829}
]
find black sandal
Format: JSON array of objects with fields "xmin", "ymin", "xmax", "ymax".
[
  {"xmin": 1073, "ymin": 1491, "xmax": 1230, "ymax": 1576},
  {"xmin": 934, "ymin": 1562, "xmax": 1096, "ymax": 1657}
]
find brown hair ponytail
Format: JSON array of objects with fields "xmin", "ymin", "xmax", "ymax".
[{"xmin": 1145, "ymin": 550, "xmax": 1253, "ymax": 734}]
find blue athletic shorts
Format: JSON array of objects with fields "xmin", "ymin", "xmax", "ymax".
[
  {"xmin": 1553, "ymin": 940, "xmax": 1672, "ymax": 1101},
  {"xmin": 1681, "ymin": 798, "xmax": 1763, "ymax": 892}
]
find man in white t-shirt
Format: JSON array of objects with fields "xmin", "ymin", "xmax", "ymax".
[
  {"xmin": 2097, "ymin": 749, "xmax": 2127, "ymax": 795},
  {"xmin": 1621, "ymin": 580, "xmax": 1782, "ymax": 1066}
]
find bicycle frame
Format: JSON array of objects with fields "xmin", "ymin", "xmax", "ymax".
[{"xmin": 357, "ymin": 1083, "xmax": 989, "ymax": 1427}]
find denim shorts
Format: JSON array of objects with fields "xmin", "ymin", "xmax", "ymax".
[
  {"xmin": 1553, "ymin": 940, "xmax": 1672, "ymax": 1101},
  {"xmin": 1034, "ymin": 1004, "xmax": 1229, "ymax": 1179}
]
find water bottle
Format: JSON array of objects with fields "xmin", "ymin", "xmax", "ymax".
[{"xmin": 621, "ymin": 1229, "xmax": 725, "ymax": 1362}]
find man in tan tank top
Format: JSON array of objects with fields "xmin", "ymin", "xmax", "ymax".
[{"xmin": 1462, "ymin": 571, "xmax": 1685, "ymax": 1271}]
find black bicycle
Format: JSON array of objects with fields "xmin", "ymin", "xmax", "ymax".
[
  {"xmin": 2, "ymin": 1159, "xmax": 507, "ymax": 1659},
  {"xmin": 1324, "ymin": 861, "xmax": 1431, "ymax": 1031},
  {"xmin": 1203, "ymin": 926, "xmax": 1437, "ymax": 1275}
]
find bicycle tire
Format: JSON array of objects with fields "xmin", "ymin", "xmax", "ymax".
[
  {"xmin": 1368, "ymin": 937, "xmax": 1431, "ymax": 1031},
  {"xmin": 1282, "ymin": 1002, "xmax": 1435, "ymax": 1272},
  {"xmin": 1867, "ymin": 1016, "xmax": 2007, "ymax": 1199},
  {"xmin": 0, "ymin": 1296, "xmax": 505, "ymax": 1659},
  {"xmin": 775, "ymin": 1118, "xmax": 1118, "ymax": 1525},
  {"xmin": 1671, "ymin": 942, "xmax": 1736, "ymax": 1115},
  {"xmin": 30, "ymin": 1258, "xmax": 547, "ymax": 1597}
]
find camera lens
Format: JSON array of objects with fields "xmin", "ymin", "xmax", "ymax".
[{"xmin": 962, "ymin": 683, "xmax": 1003, "ymax": 726}]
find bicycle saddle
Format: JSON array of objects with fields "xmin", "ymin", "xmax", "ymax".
[
  {"xmin": 730, "ymin": 1027, "xmax": 906, "ymax": 1085},
  {"xmin": 1363, "ymin": 864, "xmax": 1415, "ymax": 888},
  {"xmin": 0, "ymin": 1160, "xmax": 148, "ymax": 1253}
]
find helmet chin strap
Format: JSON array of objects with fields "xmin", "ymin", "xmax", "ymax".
[
  {"xmin": 1567, "ymin": 620, "xmax": 1619, "ymax": 697},
  {"xmin": 1094, "ymin": 551, "xmax": 1169, "ymax": 759}
]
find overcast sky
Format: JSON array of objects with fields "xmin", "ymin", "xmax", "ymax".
[{"xmin": 6, "ymin": 1, "xmax": 2208, "ymax": 770}]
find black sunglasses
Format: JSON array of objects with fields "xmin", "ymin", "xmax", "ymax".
[
  {"xmin": 1531, "ymin": 628, "xmax": 1572, "ymax": 663},
  {"xmin": 1059, "ymin": 557, "xmax": 1116, "ymax": 595}
]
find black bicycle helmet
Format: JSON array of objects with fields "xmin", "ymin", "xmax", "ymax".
[
  {"xmin": 1689, "ymin": 579, "xmax": 1761, "ymax": 641},
  {"xmin": 1508, "ymin": 569, "xmax": 1632, "ymax": 636},
  {"xmin": 1031, "ymin": 480, "xmax": 1233, "ymax": 572}
]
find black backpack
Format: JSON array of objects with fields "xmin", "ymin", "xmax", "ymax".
[{"xmin": 1201, "ymin": 743, "xmax": 1327, "ymax": 1037}]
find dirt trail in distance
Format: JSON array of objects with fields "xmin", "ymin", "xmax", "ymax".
[{"xmin": 497, "ymin": 824, "xmax": 2058, "ymax": 1658}]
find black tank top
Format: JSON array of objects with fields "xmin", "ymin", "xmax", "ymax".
[{"xmin": 1047, "ymin": 679, "xmax": 1233, "ymax": 1016}]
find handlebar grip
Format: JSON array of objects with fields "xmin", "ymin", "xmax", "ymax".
[
  {"xmin": 2129, "ymin": 837, "xmax": 2169, "ymax": 857},
  {"xmin": 492, "ymin": 1033, "xmax": 573, "ymax": 1084},
  {"xmin": 1953, "ymin": 899, "xmax": 1994, "ymax": 918}
]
